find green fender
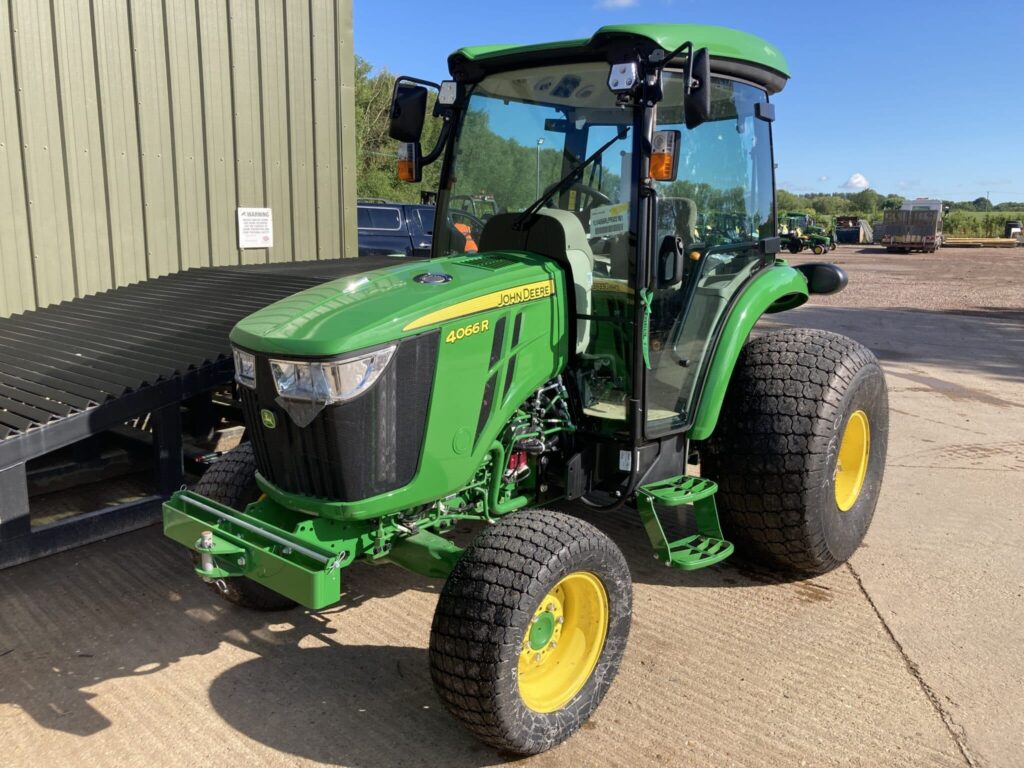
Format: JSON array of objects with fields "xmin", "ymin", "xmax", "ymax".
[{"xmin": 686, "ymin": 265, "xmax": 809, "ymax": 441}]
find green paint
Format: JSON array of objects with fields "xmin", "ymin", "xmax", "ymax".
[
  {"xmin": 163, "ymin": 490, "xmax": 346, "ymax": 609},
  {"xmin": 686, "ymin": 265, "xmax": 809, "ymax": 441},
  {"xmin": 529, "ymin": 612, "xmax": 556, "ymax": 650},
  {"xmin": 640, "ymin": 287, "xmax": 652, "ymax": 370},
  {"xmin": 453, "ymin": 24, "xmax": 790, "ymax": 80},
  {"xmin": 384, "ymin": 531, "xmax": 464, "ymax": 580},
  {"xmin": 637, "ymin": 475, "xmax": 734, "ymax": 570},
  {"xmin": 230, "ymin": 252, "xmax": 563, "ymax": 358}
]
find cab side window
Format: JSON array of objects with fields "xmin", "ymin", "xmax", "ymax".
[{"xmin": 645, "ymin": 76, "xmax": 775, "ymax": 434}]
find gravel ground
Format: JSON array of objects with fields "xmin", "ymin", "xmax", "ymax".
[{"xmin": 790, "ymin": 244, "xmax": 1024, "ymax": 314}]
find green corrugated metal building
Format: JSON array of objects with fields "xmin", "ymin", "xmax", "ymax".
[{"xmin": 0, "ymin": 0, "xmax": 357, "ymax": 318}]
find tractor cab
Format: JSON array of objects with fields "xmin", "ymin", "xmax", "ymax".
[{"xmin": 390, "ymin": 27, "xmax": 786, "ymax": 488}]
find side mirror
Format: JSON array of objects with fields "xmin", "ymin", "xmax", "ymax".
[
  {"xmin": 389, "ymin": 81, "xmax": 428, "ymax": 143},
  {"xmin": 657, "ymin": 235, "xmax": 686, "ymax": 287},
  {"xmin": 684, "ymin": 48, "xmax": 711, "ymax": 130}
]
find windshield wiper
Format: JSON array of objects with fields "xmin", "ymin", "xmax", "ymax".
[{"xmin": 513, "ymin": 125, "xmax": 629, "ymax": 230}]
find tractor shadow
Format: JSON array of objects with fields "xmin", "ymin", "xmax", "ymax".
[
  {"xmin": 758, "ymin": 304, "xmax": 1024, "ymax": 385},
  {"xmin": 0, "ymin": 513, "xmax": 821, "ymax": 767},
  {"xmin": 0, "ymin": 526, "xmax": 504, "ymax": 767},
  {"xmin": 559, "ymin": 500, "xmax": 828, "ymax": 593}
]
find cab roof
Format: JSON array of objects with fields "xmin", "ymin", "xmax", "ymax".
[{"xmin": 449, "ymin": 24, "xmax": 790, "ymax": 94}]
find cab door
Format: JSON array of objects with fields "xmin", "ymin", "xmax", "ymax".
[{"xmin": 643, "ymin": 73, "xmax": 777, "ymax": 437}]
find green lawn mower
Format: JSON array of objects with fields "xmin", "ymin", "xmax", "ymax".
[{"xmin": 163, "ymin": 24, "xmax": 887, "ymax": 756}]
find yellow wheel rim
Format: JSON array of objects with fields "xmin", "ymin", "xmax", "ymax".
[
  {"xmin": 835, "ymin": 410, "xmax": 870, "ymax": 512},
  {"xmin": 517, "ymin": 571, "xmax": 609, "ymax": 713}
]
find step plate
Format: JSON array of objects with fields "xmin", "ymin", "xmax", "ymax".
[{"xmin": 663, "ymin": 534, "xmax": 734, "ymax": 571}]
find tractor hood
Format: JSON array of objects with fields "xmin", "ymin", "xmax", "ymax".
[{"xmin": 230, "ymin": 252, "xmax": 563, "ymax": 358}]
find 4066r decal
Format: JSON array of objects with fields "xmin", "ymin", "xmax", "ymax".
[{"xmin": 446, "ymin": 319, "xmax": 490, "ymax": 344}]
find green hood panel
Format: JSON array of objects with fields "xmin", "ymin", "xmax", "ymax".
[{"xmin": 230, "ymin": 253, "xmax": 563, "ymax": 357}]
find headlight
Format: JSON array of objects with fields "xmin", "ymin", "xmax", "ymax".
[
  {"xmin": 233, "ymin": 348, "xmax": 256, "ymax": 388},
  {"xmin": 268, "ymin": 346, "xmax": 396, "ymax": 427}
]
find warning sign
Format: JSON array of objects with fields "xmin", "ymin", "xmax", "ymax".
[
  {"xmin": 237, "ymin": 207, "xmax": 273, "ymax": 249},
  {"xmin": 589, "ymin": 202, "xmax": 630, "ymax": 238}
]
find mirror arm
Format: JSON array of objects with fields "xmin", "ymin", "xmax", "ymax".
[
  {"xmin": 421, "ymin": 117, "xmax": 452, "ymax": 166},
  {"xmin": 398, "ymin": 75, "xmax": 441, "ymax": 91}
]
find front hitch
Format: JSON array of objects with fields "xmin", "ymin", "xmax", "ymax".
[{"xmin": 163, "ymin": 490, "xmax": 346, "ymax": 609}]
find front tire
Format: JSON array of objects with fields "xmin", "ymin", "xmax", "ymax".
[
  {"xmin": 429, "ymin": 509, "xmax": 632, "ymax": 755},
  {"xmin": 701, "ymin": 328, "xmax": 888, "ymax": 574},
  {"xmin": 191, "ymin": 443, "xmax": 299, "ymax": 611}
]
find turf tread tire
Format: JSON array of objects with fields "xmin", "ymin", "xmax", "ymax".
[
  {"xmin": 429, "ymin": 509, "xmax": 631, "ymax": 755},
  {"xmin": 192, "ymin": 443, "xmax": 298, "ymax": 611},
  {"xmin": 701, "ymin": 328, "xmax": 888, "ymax": 574}
]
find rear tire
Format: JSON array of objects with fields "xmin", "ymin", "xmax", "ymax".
[
  {"xmin": 429, "ymin": 509, "xmax": 631, "ymax": 755},
  {"xmin": 701, "ymin": 328, "xmax": 888, "ymax": 574},
  {"xmin": 787, "ymin": 239, "xmax": 802, "ymax": 254},
  {"xmin": 191, "ymin": 443, "xmax": 299, "ymax": 611}
]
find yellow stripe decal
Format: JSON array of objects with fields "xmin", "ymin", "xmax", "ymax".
[{"xmin": 403, "ymin": 279, "xmax": 556, "ymax": 331}]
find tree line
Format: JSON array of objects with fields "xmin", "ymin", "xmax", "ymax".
[{"xmin": 354, "ymin": 58, "xmax": 1021, "ymax": 237}]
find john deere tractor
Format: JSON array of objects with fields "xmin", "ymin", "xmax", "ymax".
[
  {"xmin": 780, "ymin": 212, "xmax": 834, "ymax": 254},
  {"xmin": 163, "ymin": 24, "xmax": 887, "ymax": 755}
]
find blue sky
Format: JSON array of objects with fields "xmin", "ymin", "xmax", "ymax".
[{"xmin": 355, "ymin": 0, "xmax": 1024, "ymax": 203}]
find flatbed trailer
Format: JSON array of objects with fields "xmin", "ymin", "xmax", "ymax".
[{"xmin": 0, "ymin": 257, "xmax": 401, "ymax": 569}]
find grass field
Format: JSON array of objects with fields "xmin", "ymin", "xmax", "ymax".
[{"xmin": 943, "ymin": 210, "xmax": 1024, "ymax": 237}]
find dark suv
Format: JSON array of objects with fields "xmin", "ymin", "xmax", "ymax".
[{"xmin": 357, "ymin": 203, "xmax": 435, "ymax": 258}]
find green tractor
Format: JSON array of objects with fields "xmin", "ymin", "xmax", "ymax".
[
  {"xmin": 163, "ymin": 24, "xmax": 887, "ymax": 756},
  {"xmin": 779, "ymin": 212, "xmax": 833, "ymax": 254}
]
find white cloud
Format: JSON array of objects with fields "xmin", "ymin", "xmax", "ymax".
[
  {"xmin": 841, "ymin": 172, "xmax": 869, "ymax": 190},
  {"xmin": 597, "ymin": 0, "xmax": 639, "ymax": 7},
  {"xmin": 818, "ymin": 175, "xmax": 829, "ymax": 182}
]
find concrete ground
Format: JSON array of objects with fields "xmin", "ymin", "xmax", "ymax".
[{"xmin": 1, "ymin": 245, "xmax": 1021, "ymax": 767}]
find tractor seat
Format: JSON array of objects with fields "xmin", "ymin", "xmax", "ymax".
[{"xmin": 479, "ymin": 209, "xmax": 594, "ymax": 354}]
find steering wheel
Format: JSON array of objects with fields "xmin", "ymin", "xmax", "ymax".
[{"xmin": 448, "ymin": 210, "xmax": 486, "ymax": 252}]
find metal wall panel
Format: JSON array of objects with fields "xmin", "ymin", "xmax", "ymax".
[{"xmin": 0, "ymin": 0, "xmax": 357, "ymax": 317}]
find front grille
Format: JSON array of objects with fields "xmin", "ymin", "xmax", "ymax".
[{"xmin": 241, "ymin": 332, "xmax": 439, "ymax": 502}]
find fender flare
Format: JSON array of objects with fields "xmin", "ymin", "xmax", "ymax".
[{"xmin": 686, "ymin": 265, "xmax": 809, "ymax": 441}]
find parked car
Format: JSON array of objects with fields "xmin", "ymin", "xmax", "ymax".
[{"xmin": 357, "ymin": 202, "xmax": 435, "ymax": 258}]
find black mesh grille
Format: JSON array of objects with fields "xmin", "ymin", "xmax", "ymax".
[{"xmin": 241, "ymin": 332, "xmax": 439, "ymax": 502}]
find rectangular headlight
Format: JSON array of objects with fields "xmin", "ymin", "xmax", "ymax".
[
  {"xmin": 233, "ymin": 348, "xmax": 256, "ymax": 388},
  {"xmin": 270, "ymin": 346, "xmax": 396, "ymax": 406}
]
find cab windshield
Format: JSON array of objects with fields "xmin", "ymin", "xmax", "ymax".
[{"xmin": 437, "ymin": 62, "xmax": 635, "ymax": 274}]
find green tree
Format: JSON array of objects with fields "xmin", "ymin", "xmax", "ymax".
[{"xmin": 354, "ymin": 56, "xmax": 441, "ymax": 203}]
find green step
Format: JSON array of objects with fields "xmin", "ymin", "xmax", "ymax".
[
  {"xmin": 640, "ymin": 475, "xmax": 718, "ymax": 505},
  {"xmin": 637, "ymin": 475, "xmax": 734, "ymax": 571},
  {"xmin": 656, "ymin": 533, "xmax": 734, "ymax": 570}
]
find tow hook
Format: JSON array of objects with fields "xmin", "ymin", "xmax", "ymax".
[{"xmin": 196, "ymin": 530, "xmax": 216, "ymax": 578}]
